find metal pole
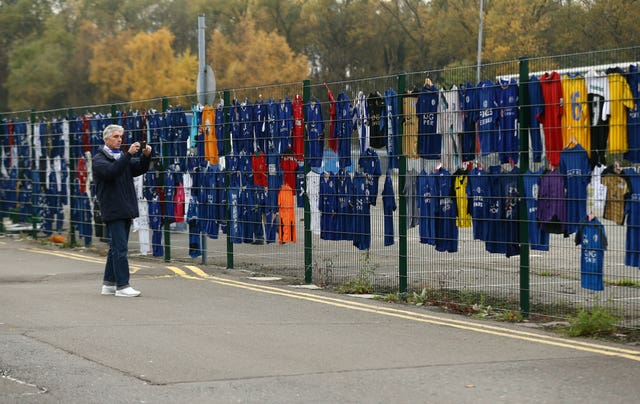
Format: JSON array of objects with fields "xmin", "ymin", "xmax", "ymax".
[
  {"xmin": 161, "ymin": 98, "xmax": 171, "ymax": 262},
  {"xmin": 29, "ymin": 110, "xmax": 37, "ymax": 239},
  {"xmin": 476, "ymin": 0, "xmax": 484, "ymax": 84},
  {"xmin": 224, "ymin": 90, "xmax": 234, "ymax": 270},
  {"xmin": 197, "ymin": 14, "xmax": 206, "ymax": 105},
  {"xmin": 397, "ymin": 74, "xmax": 407, "ymax": 294},
  {"xmin": 68, "ymin": 108, "xmax": 77, "ymax": 247},
  {"xmin": 303, "ymin": 80, "xmax": 312, "ymax": 284},
  {"xmin": 518, "ymin": 57, "xmax": 531, "ymax": 318}
]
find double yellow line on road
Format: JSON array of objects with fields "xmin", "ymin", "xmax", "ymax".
[
  {"xmin": 20, "ymin": 247, "xmax": 149, "ymax": 273},
  {"xmin": 167, "ymin": 265, "xmax": 640, "ymax": 363},
  {"xmin": 19, "ymin": 246, "xmax": 640, "ymax": 362}
]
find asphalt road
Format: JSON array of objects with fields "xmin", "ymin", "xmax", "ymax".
[{"xmin": 1, "ymin": 235, "xmax": 640, "ymax": 404}]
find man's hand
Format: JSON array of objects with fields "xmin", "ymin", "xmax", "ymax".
[
  {"xmin": 128, "ymin": 142, "xmax": 142, "ymax": 155},
  {"xmin": 142, "ymin": 144, "xmax": 152, "ymax": 156},
  {"xmin": 128, "ymin": 142, "xmax": 152, "ymax": 156}
]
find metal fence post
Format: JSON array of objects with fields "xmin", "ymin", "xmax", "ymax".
[
  {"xmin": 303, "ymin": 80, "xmax": 313, "ymax": 284},
  {"xmin": 224, "ymin": 90, "xmax": 234, "ymax": 269},
  {"xmin": 30, "ymin": 109, "xmax": 37, "ymax": 239},
  {"xmin": 161, "ymin": 98, "xmax": 171, "ymax": 262},
  {"xmin": 518, "ymin": 57, "xmax": 531, "ymax": 317},
  {"xmin": 68, "ymin": 108, "xmax": 77, "ymax": 247},
  {"xmin": 397, "ymin": 74, "xmax": 407, "ymax": 294}
]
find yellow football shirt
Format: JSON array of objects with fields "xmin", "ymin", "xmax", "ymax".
[
  {"xmin": 607, "ymin": 72, "xmax": 635, "ymax": 154},
  {"xmin": 561, "ymin": 74, "xmax": 591, "ymax": 154}
]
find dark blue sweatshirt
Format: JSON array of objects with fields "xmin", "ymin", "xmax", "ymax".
[{"xmin": 92, "ymin": 145, "xmax": 151, "ymax": 222}]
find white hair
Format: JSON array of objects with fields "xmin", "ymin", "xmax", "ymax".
[{"xmin": 103, "ymin": 124, "xmax": 124, "ymax": 141}]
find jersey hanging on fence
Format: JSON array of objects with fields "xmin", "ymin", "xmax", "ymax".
[
  {"xmin": 561, "ymin": 73, "xmax": 591, "ymax": 152},
  {"xmin": 523, "ymin": 169, "xmax": 550, "ymax": 251},
  {"xmin": 466, "ymin": 166, "xmax": 490, "ymax": 241},
  {"xmin": 352, "ymin": 171, "xmax": 371, "ymax": 250},
  {"xmin": 537, "ymin": 168, "xmax": 567, "ymax": 235},
  {"xmin": 402, "ymin": 94, "xmax": 419, "ymax": 159},
  {"xmin": 201, "ymin": 104, "xmax": 218, "ymax": 165},
  {"xmin": 254, "ymin": 98, "xmax": 268, "ymax": 154},
  {"xmin": 607, "ymin": 70, "xmax": 635, "ymax": 154},
  {"xmin": 382, "ymin": 172, "xmax": 396, "ymax": 246},
  {"xmin": 265, "ymin": 169, "xmax": 283, "ymax": 244},
  {"xmin": 147, "ymin": 110, "xmax": 165, "ymax": 163},
  {"xmin": 382, "ymin": 88, "xmax": 399, "ymax": 170},
  {"xmin": 266, "ymin": 98, "xmax": 278, "ymax": 155},
  {"xmin": 624, "ymin": 64, "xmax": 640, "ymax": 163},
  {"xmin": 227, "ymin": 185, "xmax": 242, "ymax": 244},
  {"xmin": 585, "ymin": 70, "xmax": 610, "ymax": 168},
  {"xmin": 353, "ymin": 91, "xmax": 370, "ymax": 154},
  {"xmin": 368, "ymin": 91, "xmax": 385, "ymax": 149},
  {"xmin": 278, "ymin": 183, "xmax": 297, "ymax": 244},
  {"xmin": 164, "ymin": 168, "xmax": 176, "ymax": 223},
  {"xmin": 417, "ymin": 169, "xmax": 436, "ymax": 245},
  {"xmin": 319, "ymin": 172, "xmax": 337, "ymax": 241},
  {"xmin": 601, "ymin": 170, "xmax": 628, "ymax": 225},
  {"xmin": 280, "ymin": 149, "xmax": 298, "ymax": 190},
  {"xmin": 497, "ymin": 78, "xmax": 519, "ymax": 164},
  {"xmin": 239, "ymin": 101, "xmax": 254, "ymax": 154},
  {"xmin": 296, "ymin": 165, "xmax": 305, "ymax": 208},
  {"xmin": 292, "ymin": 94, "xmax": 304, "ymax": 160},
  {"xmin": 528, "ymin": 75, "xmax": 545, "ymax": 163},
  {"xmin": 440, "ymin": 86, "xmax": 463, "ymax": 170},
  {"xmin": 239, "ymin": 185, "xmax": 256, "ymax": 244},
  {"xmin": 174, "ymin": 182, "xmax": 185, "ymax": 223},
  {"xmin": 575, "ymin": 216, "xmax": 607, "ymax": 291},
  {"xmin": 186, "ymin": 196, "xmax": 201, "ymax": 258},
  {"xmin": 149, "ymin": 194, "xmax": 163, "ymax": 257},
  {"xmin": 306, "ymin": 170, "xmax": 321, "ymax": 236},
  {"xmin": 215, "ymin": 100, "xmax": 226, "ymax": 157},
  {"xmin": 459, "ymin": 82, "xmax": 477, "ymax": 162},
  {"xmin": 405, "ymin": 169, "xmax": 420, "ymax": 229},
  {"xmin": 560, "ymin": 143, "xmax": 591, "ymax": 235},
  {"xmin": 476, "ymin": 80, "xmax": 498, "ymax": 156},
  {"xmin": 501, "ymin": 166, "xmax": 520, "ymax": 258},
  {"xmin": 252, "ymin": 150, "xmax": 267, "ymax": 187},
  {"xmin": 416, "ymin": 84, "xmax": 440, "ymax": 160},
  {"xmin": 539, "ymin": 71, "xmax": 564, "ymax": 167},
  {"xmin": 335, "ymin": 168, "xmax": 354, "ymax": 241},
  {"xmin": 306, "ymin": 98, "xmax": 324, "ymax": 168},
  {"xmin": 624, "ymin": 168, "xmax": 640, "ymax": 269},
  {"xmin": 336, "ymin": 92, "xmax": 353, "ymax": 168},
  {"xmin": 453, "ymin": 169, "xmax": 471, "ymax": 228},
  {"xmin": 276, "ymin": 97, "xmax": 293, "ymax": 156},
  {"xmin": 325, "ymin": 85, "xmax": 337, "ymax": 153},
  {"xmin": 485, "ymin": 165, "xmax": 505, "ymax": 254},
  {"xmin": 434, "ymin": 167, "xmax": 458, "ymax": 253},
  {"xmin": 358, "ymin": 148, "xmax": 382, "ymax": 206}
]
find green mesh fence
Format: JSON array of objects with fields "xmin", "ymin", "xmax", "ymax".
[{"xmin": 1, "ymin": 47, "xmax": 639, "ymax": 329}]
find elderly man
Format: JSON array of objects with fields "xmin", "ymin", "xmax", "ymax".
[{"xmin": 92, "ymin": 124, "xmax": 152, "ymax": 297}]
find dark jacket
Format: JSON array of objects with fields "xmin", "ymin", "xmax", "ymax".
[{"xmin": 92, "ymin": 146, "xmax": 151, "ymax": 222}]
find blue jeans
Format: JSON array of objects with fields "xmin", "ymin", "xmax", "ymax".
[{"xmin": 103, "ymin": 219, "xmax": 132, "ymax": 287}]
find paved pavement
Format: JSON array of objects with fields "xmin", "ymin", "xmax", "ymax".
[{"xmin": 1, "ymin": 234, "xmax": 640, "ymax": 403}]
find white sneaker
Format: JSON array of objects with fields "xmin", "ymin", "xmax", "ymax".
[
  {"xmin": 115, "ymin": 286, "xmax": 141, "ymax": 297},
  {"xmin": 101, "ymin": 285, "xmax": 116, "ymax": 295}
]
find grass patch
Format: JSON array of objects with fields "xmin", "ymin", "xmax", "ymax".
[
  {"xmin": 605, "ymin": 279, "xmax": 640, "ymax": 288},
  {"xmin": 338, "ymin": 251, "xmax": 376, "ymax": 294},
  {"xmin": 374, "ymin": 293, "xmax": 401, "ymax": 303},
  {"xmin": 564, "ymin": 306, "xmax": 620, "ymax": 338},
  {"xmin": 338, "ymin": 276, "xmax": 373, "ymax": 294}
]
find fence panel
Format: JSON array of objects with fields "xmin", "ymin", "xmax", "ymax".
[{"xmin": 1, "ymin": 48, "xmax": 639, "ymax": 330}]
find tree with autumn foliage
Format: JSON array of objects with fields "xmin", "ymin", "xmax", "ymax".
[
  {"xmin": 89, "ymin": 28, "xmax": 198, "ymax": 104},
  {"xmin": 2, "ymin": 0, "xmax": 640, "ymax": 112},
  {"xmin": 207, "ymin": 16, "xmax": 310, "ymax": 90}
]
